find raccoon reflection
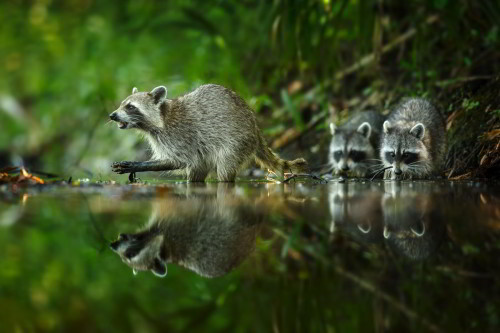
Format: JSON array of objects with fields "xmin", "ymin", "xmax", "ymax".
[
  {"xmin": 382, "ymin": 183, "xmax": 445, "ymax": 260},
  {"xmin": 328, "ymin": 183, "xmax": 384, "ymax": 243},
  {"xmin": 329, "ymin": 111, "xmax": 385, "ymax": 177},
  {"xmin": 110, "ymin": 185, "xmax": 265, "ymax": 278}
]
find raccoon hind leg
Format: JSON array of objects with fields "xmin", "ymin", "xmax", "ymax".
[
  {"xmin": 186, "ymin": 167, "xmax": 209, "ymax": 182},
  {"xmin": 216, "ymin": 163, "xmax": 237, "ymax": 182},
  {"xmin": 217, "ymin": 170, "xmax": 237, "ymax": 182},
  {"xmin": 215, "ymin": 146, "xmax": 253, "ymax": 182}
]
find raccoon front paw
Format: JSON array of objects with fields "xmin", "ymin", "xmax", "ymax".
[{"xmin": 111, "ymin": 161, "xmax": 138, "ymax": 174}]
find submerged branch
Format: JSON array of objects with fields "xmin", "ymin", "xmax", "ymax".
[
  {"xmin": 334, "ymin": 266, "xmax": 443, "ymax": 333},
  {"xmin": 274, "ymin": 230, "xmax": 443, "ymax": 333},
  {"xmin": 282, "ymin": 173, "xmax": 327, "ymax": 183}
]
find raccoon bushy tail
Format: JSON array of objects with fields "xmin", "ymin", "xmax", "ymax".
[{"xmin": 255, "ymin": 132, "xmax": 309, "ymax": 177}]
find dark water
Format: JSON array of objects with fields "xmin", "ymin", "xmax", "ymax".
[{"xmin": 0, "ymin": 180, "xmax": 499, "ymax": 332}]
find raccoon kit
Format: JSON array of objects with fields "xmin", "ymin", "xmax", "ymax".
[
  {"xmin": 329, "ymin": 111, "xmax": 385, "ymax": 177},
  {"xmin": 109, "ymin": 84, "xmax": 308, "ymax": 182},
  {"xmin": 380, "ymin": 98, "xmax": 446, "ymax": 180}
]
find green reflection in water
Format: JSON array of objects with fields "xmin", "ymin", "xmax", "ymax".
[{"xmin": 0, "ymin": 181, "xmax": 499, "ymax": 332}]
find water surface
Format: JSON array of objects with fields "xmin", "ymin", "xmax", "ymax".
[{"xmin": 0, "ymin": 180, "xmax": 499, "ymax": 332}]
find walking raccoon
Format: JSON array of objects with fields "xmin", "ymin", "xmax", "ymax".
[
  {"xmin": 380, "ymin": 98, "xmax": 446, "ymax": 180},
  {"xmin": 109, "ymin": 184, "xmax": 266, "ymax": 278},
  {"xmin": 329, "ymin": 111, "xmax": 385, "ymax": 177},
  {"xmin": 109, "ymin": 84, "xmax": 308, "ymax": 181}
]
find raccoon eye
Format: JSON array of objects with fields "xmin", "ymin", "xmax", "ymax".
[
  {"xmin": 124, "ymin": 248, "xmax": 140, "ymax": 259},
  {"xmin": 390, "ymin": 152, "xmax": 395, "ymax": 158},
  {"xmin": 403, "ymin": 152, "xmax": 419, "ymax": 164},
  {"xmin": 333, "ymin": 151, "xmax": 343, "ymax": 162},
  {"xmin": 385, "ymin": 152, "xmax": 395, "ymax": 163},
  {"xmin": 126, "ymin": 103, "xmax": 137, "ymax": 111},
  {"xmin": 349, "ymin": 150, "xmax": 366, "ymax": 162}
]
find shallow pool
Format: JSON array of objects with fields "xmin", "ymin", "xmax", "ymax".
[{"xmin": 0, "ymin": 180, "xmax": 499, "ymax": 332}]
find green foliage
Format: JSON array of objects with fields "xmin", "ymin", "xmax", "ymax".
[
  {"xmin": 0, "ymin": 0, "xmax": 499, "ymax": 176},
  {"xmin": 461, "ymin": 98, "xmax": 480, "ymax": 112}
]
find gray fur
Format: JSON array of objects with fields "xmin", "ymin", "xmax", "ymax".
[
  {"xmin": 327, "ymin": 181, "xmax": 445, "ymax": 260},
  {"xmin": 109, "ymin": 185, "xmax": 265, "ymax": 278},
  {"xmin": 380, "ymin": 98, "xmax": 446, "ymax": 180},
  {"xmin": 382, "ymin": 182, "xmax": 445, "ymax": 260},
  {"xmin": 328, "ymin": 183, "xmax": 384, "ymax": 243},
  {"xmin": 109, "ymin": 84, "xmax": 308, "ymax": 181},
  {"xmin": 329, "ymin": 111, "xmax": 385, "ymax": 177}
]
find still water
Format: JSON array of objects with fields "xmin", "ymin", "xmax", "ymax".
[{"xmin": 0, "ymin": 180, "xmax": 499, "ymax": 332}]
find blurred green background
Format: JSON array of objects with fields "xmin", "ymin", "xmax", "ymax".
[{"xmin": 1, "ymin": 0, "xmax": 499, "ymax": 178}]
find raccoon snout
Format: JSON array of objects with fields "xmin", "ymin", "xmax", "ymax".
[
  {"xmin": 109, "ymin": 233, "xmax": 130, "ymax": 251},
  {"xmin": 109, "ymin": 112, "xmax": 118, "ymax": 121},
  {"xmin": 394, "ymin": 168, "xmax": 402, "ymax": 175},
  {"xmin": 118, "ymin": 233, "xmax": 130, "ymax": 241},
  {"xmin": 340, "ymin": 163, "xmax": 349, "ymax": 171},
  {"xmin": 109, "ymin": 240, "xmax": 120, "ymax": 251}
]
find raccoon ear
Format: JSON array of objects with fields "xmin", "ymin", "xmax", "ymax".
[
  {"xmin": 383, "ymin": 121, "xmax": 392, "ymax": 134},
  {"xmin": 150, "ymin": 86, "xmax": 168, "ymax": 104},
  {"xmin": 329, "ymin": 123, "xmax": 336, "ymax": 135},
  {"xmin": 132, "ymin": 87, "xmax": 138, "ymax": 94},
  {"xmin": 410, "ymin": 123, "xmax": 425, "ymax": 140},
  {"xmin": 383, "ymin": 225, "xmax": 391, "ymax": 239},
  {"xmin": 151, "ymin": 256, "xmax": 167, "ymax": 277},
  {"xmin": 357, "ymin": 223, "xmax": 372, "ymax": 234},
  {"xmin": 357, "ymin": 122, "xmax": 372, "ymax": 139},
  {"xmin": 411, "ymin": 221, "xmax": 426, "ymax": 237}
]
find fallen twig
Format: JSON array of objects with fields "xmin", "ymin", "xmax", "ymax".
[
  {"xmin": 0, "ymin": 166, "xmax": 59, "ymax": 179},
  {"xmin": 435, "ymin": 75, "xmax": 493, "ymax": 88},
  {"xmin": 333, "ymin": 15, "xmax": 439, "ymax": 81},
  {"xmin": 0, "ymin": 167, "xmax": 45, "ymax": 185},
  {"xmin": 334, "ymin": 266, "xmax": 443, "ymax": 333},
  {"xmin": 282, "ymin": 173, "xmax": 327, "ymax": 184},
  {"xmin": 271, "ymin": 111, "xmax": 328, "ymax": 150}
]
